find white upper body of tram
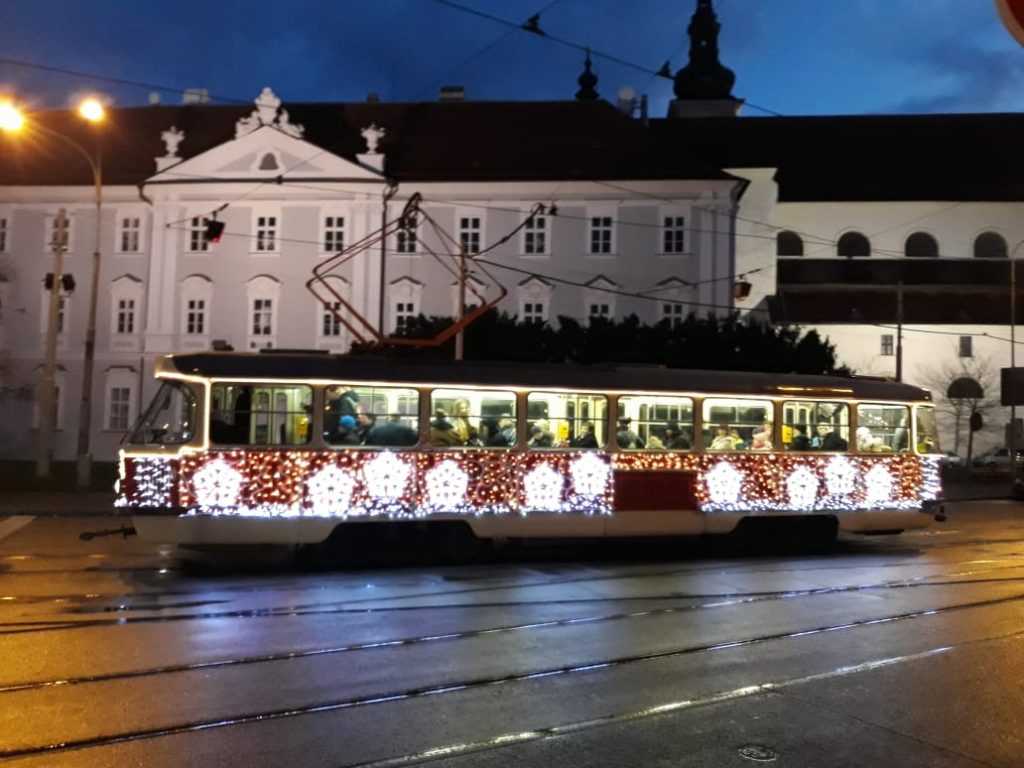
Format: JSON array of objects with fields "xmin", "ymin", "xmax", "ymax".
[{"xmin": 117, "ymin": 352, "xmax": 944, "ymax": 546}]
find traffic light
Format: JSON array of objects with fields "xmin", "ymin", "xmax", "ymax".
[
  {"xmin": 43, "ymin": 273, "xmax": 76, "ymax": 292},
  {"xmin": 203, "ymin": 218, "xmax": 225, "ymax": 243}
]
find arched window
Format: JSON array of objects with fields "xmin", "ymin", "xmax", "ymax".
[
  {"xmin": 776, "ymin": 231, "xmax": 804, "ymax": 257},
  {"xmin": 904, "ymin": 232, "xmax": 939, "ymax": 258},
  {"xmin": 837, "ymin": 232, "xmax": 871, "ymax": 258},
  {"xmin": 974, "ymin": 232, "xmax": 1008, "ymax": 258}
]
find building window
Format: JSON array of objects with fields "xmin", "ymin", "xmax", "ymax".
[
  {"xmin": 108, "ymin": 386, "xmax": 131, "ymax": 431},
  {"xmin": 395, "ymin": 301, "xmax": 416, "ymax": 331},
  {"xmin": 589, "ymin": 217, "xmax": 613, "ymax": 254},
  {"xmin": 396, "ymin": 227, "xmax": 417, "ymax": 254},
  {"xmin": 837, "ymin": 232, "xmax": 871, "ymax": 258},
  {"xmin": 524, "ymin": 215, "xmax": 547, "ymax": 255},
  {"xmin": 57, "ymin": 296, "xmax": 67, "ymax": 334},
  {"xmin": 322, "ymin": 301, "xmax": 342, "ymax": 336},
  {"xmin": 47, "ymin": 214, "xmax": 72, "ymax": 252},
  {"xmin": 523, "ymin": 302, "xmax": 546, "ymax": 324},
  {"xmin": 459, "ymin": 217, "xmax": 481, "ymax": 255},
  {"xmin": 118, "ymin": 216, "xmax": 142, "ymax": 253},
  {"xmin": 255, "ymin": 216, "xmax": 277, "ymax": 252},
  {"xmin": 661, "ymin": 302, "xmax": 684, "ymax": 328},
  {"xmin": 252, "ymin": 299, "xmax": 274, "ymax": 340},
  {"xmin": 186, "ymin": 299, "xmax": 206, "ymax": 335},
  {"xmin": 323, "ymin": 215, "xmax": 345, "ymax": 252},
  {"xmin": 776, "ymin": 230, "xmax": 804, "ymax": 257},
  {"xmin": 959, "ymin": 336, "xmax": 973, "ymax": 358},
  {"xmin": 589, "ymin": 303, "xmax": 611, "ymax": 321},
  {"xmin": 905, "ymin": 232, "xmax": 939, "ymax": 258},
  {"xmin": 663, "ymin": 217, "xmax": 686, "ymax": 254},
  {"xmin": 115, "ymin": 298, "xmax": 136, "ymax": 334},
  {"xmin": 188, "ymin": 217, "xmax": 210, "ymax": 252},
  {"xmin": 881, "ymin": 334, "xmax": 894, "ymax": 356},
  {"xmin": 974, "ymin": 232, "xmax": 1008, "ymax": 258},
  {"xmin": 0, "ymin": 217, "xmax": 7, "ymax": 252}
]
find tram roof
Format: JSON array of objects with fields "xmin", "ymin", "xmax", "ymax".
[{"xmin": 160, "ymin": 352, "xmax": 933, "ymax": 403}]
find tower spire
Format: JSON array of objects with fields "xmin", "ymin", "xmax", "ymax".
[
  {"xmin": 668, "ymin": 0, "xmax": 743, "ymax": 118},
  {"xmin": 575, "ymin": 49, "xmax": 599, "ymax": 100}
]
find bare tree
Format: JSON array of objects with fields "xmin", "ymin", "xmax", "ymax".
[{"xmin": 916, "ymin": 353, "xmax": 1002, "ymax": 463}]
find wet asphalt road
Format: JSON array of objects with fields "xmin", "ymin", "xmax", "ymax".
[{"xmin": 0, "ymin": 504, "xmax": 1023, "ymax": 767}]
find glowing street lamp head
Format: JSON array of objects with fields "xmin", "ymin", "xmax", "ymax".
[
  {"xmin": 0, "ymin": 101, "xmax": 25, "ymax": 132},
  {"xmin": 78, "ymin": 98, "xmax": 105, "ymax": 123}
]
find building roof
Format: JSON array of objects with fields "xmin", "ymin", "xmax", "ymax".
[
  {"xmin": 0, "ymin": 99, "xmax": 738, "ymax": 187},
  {"xmin": 652, "ymin": 112, "xmax": 1024, "ymax": 202}
]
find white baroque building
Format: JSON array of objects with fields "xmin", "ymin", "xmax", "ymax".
[{"xmin": 1, "ymin": 0, "xmax": 1020, "ymax": 464}]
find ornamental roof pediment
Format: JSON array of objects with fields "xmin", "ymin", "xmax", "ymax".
[{"xmin": 145, "ymin": 125, "xmax": 384, "ymax": 185}]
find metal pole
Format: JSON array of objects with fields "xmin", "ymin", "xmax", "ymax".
[
  {"xmin": 455, "ymin": 248, "xmax": 467, "ymax": 361},
  {"xmin": 1011, "ymin": 249, "xmax": 1018, "ymax": 495},
  {"xmin": 378, "ymin": 183, "xmax": 398, "ymax": 335},
  {"xmin": 37, "ymin": 210, "xmax": 68, "ymax": 478},
  {"xmin": 895, "ymin": 281, "xmax": 904, "ymax": 382},
  {"xmin": 75, "ymin": 137, "xmax": 102, "ymax": 489}
]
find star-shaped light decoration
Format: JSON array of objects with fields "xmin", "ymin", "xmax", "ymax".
[
  {"xmin": 523, "ymin": 463, "xmax": 564, "ymax": 512},
  {"xmin": 305, "ymin": 464, "xmax": 357, "ymax": 517},
  {"xmin": 362, "ymin": 452, "xmax": 412, "ymax": 500},
  {"xmin": 786, "ymin": 465, "xmax": 819, "ymax": 510},
  {"xmin": 824, "ymin": 455, "xmax": 856, "ymax": 497},
  {"xmin": 570, "ymin": 453, "xmax": 611, "ymax": 497},
  {"xmin": 425, "ymin": 460, "xmax": 470, "ymax": 510},
  {"xmin": 192, "ymin": 458, "xmax": 244, "ymax": 508},
  {"xmin": 864, "ymin": 464, "xmax": 894, "ymax": 506},
  {"xmin": 704, "ymin": 461, "xmax": 744, "ymax": 505}
]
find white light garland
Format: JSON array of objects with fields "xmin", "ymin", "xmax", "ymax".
[
  {"xmin": 523, "ymin": 463, "xmax": 565, "ymax": 512},
  {"xmin": 864, "ymin": 464, "xmax": 894, "ymax": 506},
  {"xmin": 305, "ymin": 464, "xmax": 357, "ymax": 517},
  {"xmin": 362, "ymin": 452, "xmax": 412, "ymax": 500},
  {"xmin": 123, "ymin": 457, "xmax": 175, "ymax": 508},
  {"xmin": 824, "ymin": 455, "xmax": 856, "ymax": 497},
  {"xmin": 786, "ymin": 465, "xmax": 819, "ymax": 510},
  {"xmin": 705, "ymin": 461, "xmax": 744, "ymax": 505},
  {"xmin": 192, "ymin": 458, "xmax": 244, "ymax": 508},
  {"xmin": 425, "ymin": 460, "xmax": 470, "ymax": 511},
  {"xmin": 920, "ymin": 456, "xmax": 942, "ymax": 501},
  {"xmin": 570, "ymin": 453, "xmax": 612, "ymax": 497}
]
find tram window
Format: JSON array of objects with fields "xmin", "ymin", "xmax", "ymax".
[
  {"xmin": 325, "ymin": 384, "xmax": 419, "ymax": 448},
  {"xmin": 856, "ymin": 404, "xmax": 910, "ymax": 453},
  {"xmin": 210, "ymin": 384, "xmax": 312, "ymax": 446},
  {"xmin": 527, "ymin": 392, "xmax": 607, "ymax": 449},
  {"xmin": 130, "ymin": 381, "xmax": 197, "ymax": 445},
  {"xmin": 429, "ymin": 389, "xmax": 516, "ymax": 448},
  {"xmin": 702, "ymin": 398, "xmax": 774, "ymax": 451},
  {"xmin": 618, "ymin": 395, "xmax": 693, "ymax": 451},
  {"xmin": 914, "ymin": 406, "xmax": 942, "ymax": 454},
  {"xmin": 781, "ymin": 400, "xmax": 850, "ymax": 452}
]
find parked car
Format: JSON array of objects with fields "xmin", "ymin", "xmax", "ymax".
[
  {"xmin": 941, "ymin": 451, "xmax": 963, "ymax": 467},
  {"xmin": 971, "ymin": 447, "xmax": 1024, "ymax": 467}
]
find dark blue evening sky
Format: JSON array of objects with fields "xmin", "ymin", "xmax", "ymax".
[{"xmin": 1, "ymin": 1, "xmax": 1022, "ymax": 117}]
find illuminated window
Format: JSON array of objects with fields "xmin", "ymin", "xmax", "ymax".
[
  {"xmin": 618, "ymin": 395, "xmax": 693, "ymax": 451},
  {"xmin": 429, "ymin": 388, "xmax": 516, "ymax": 448},
  {"xmin": 781, "ymin": 400, "xmax": 850, "ymax": 452},
  {"xmin": 702, "ymin": 398, "xmax": 774, "ymax": 451},
  {"xmin": 527, "ymin": 391, "xmax": 607, "ymax": 449},
  {"xmin": 856, "ymin": 403, "xmax": 911, "ymax": 453},
  {"xmin": 915, "ymin": 406, "xmax": 942, "ymax": 454},
  {"xmin": 210, "ymin": 383, "xmax": 312, "ymax": 446},
  {"xmin": 323, "ymin": 384, "xmax": 419, "ymax": 448}
]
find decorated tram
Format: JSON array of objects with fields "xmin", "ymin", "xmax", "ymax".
[{"xmin": 116, "ymin": 351, "xmax": 944, "ymax": 547}]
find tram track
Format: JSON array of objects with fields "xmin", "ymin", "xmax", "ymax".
[
  {"xmin": 2, "ymin": 566, "xmax": 1024, "ymax": 693},
  {"xmin": 1, "ymin": 589, "xmax": 1022, "ymax": 762}
]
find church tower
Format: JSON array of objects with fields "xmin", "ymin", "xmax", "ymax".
[{"xmin": 668, "ymin": 0, "xmax": 743, "ymax": 118}]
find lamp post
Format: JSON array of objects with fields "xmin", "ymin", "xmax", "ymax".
[
  {"xmin": 1, "ymin": 99, "xmax": 104, "ymax": 487},
  {"xmin": 1010, "ymin": 240, "xmax": 1023, "ymax": 496}
]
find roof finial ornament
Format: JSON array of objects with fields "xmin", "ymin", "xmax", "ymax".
[
  {"xmin": 361, "ymin": 123, "xmax": 386, "ymax": 154},
  {"xmin": 235, "ymin": 87, "xmax": 305, "ymax": 139},
  {"xmin": 673, "ymin": 0, "xmax": 736, "ymax": 100},
  {"xmin": 575, "ymin": 49, "xmax": 599, "ymax": 100}
]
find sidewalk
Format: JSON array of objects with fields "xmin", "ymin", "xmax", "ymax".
[{"xmin": 0, "ymin": 491, "xmax": 121, "ymax": 516}]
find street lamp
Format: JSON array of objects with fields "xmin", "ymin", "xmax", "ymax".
[{"xmin": 0, "ymin": 99, "xmax": 104, "ymax": 487}]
